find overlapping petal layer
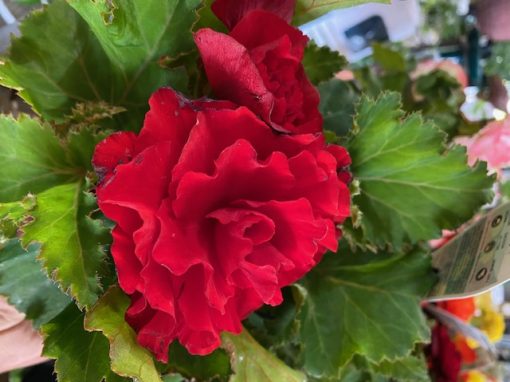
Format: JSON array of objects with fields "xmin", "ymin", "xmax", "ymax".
[{"xmin": 195, "ymin": 10, "xmax": 321, "ymax": 134}]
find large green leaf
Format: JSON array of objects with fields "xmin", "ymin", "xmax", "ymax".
[
  {"xmin": 0, "ymin": 0, "xmax": 121, "ymax": 122},
  {"xmin": 68, "ymin": 0, "xmax": 200, "ymax": 99},
  {"xmin": 222, "ymin": 330, "xmax": 306, "ymax": 382},
  {"xmin": 303, "ymin": 43, "xmax": 346, "ymax": 85},
  {"xmin": 0, "ymin": 115, "xmax": 81, "ymax": 202},
  {"xmin": 347, "ymin": 93, "xmax": 493, "ymax": 248},
  {"xmin": 22, "ymin": 182, "xmax": 109, "ymax": 308},
  {"xmin": 69, "ymin": 0, "xmax": 200, "ymax": 67},
  {"xmin": 42, "ymin": 304, "xmax": 126, "ymax": 382},
  {"xmin": 85, "ymin": 286, "xmax": 162, "ymax": 382},
  {"xmin": 297, "ymin": 247, "xmax": 435, "ymax": 379},
  {"xmin": 0, "ymin": 0, "xmax": 199, "ymax": 129},
  {"xmin": 293, "ymin": 0, "xmax": 390, "ymax": 25},
  {"xmin": 0, "ymin": 239, "xmax": 70, "ymax": 327}
]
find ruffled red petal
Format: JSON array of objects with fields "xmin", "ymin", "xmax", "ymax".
[
  {"xmin": 194, "ymin": 29, "xmax": 275, "ymax": 128},
  {"xmin": 92, "ymin": 132, "xmax": 137, "ymax": 183},
  {"xmin": 212, "ymin": 0, "xmax": 296, "ymax": 30},
  {"xmin": 230, "ymin": 10, "xmax": 307, "ymax": 59},
  {"xmin": 94, "ymin": 87, "xmax": 351, "ymax": 362}
]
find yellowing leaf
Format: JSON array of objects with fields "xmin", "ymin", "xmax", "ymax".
[
  {"xmin": 22, "ymin": 182, "xmax": 109, "ymax": 307},
  {"xmin": 222, "ymin": 330, "xmax": 305, "ymax": 382},
  {"xmin": 85, "ymin": 287, "xmax": 162, "ymax": 382}
]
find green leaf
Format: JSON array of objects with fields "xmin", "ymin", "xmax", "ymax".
[
  {"xmin": 352, "ymin": 67, "xmax": 384, "ymax": 98},
  {"xmin": 485, "ymin": 42, "xmax": 510, "ymax": 81},
  {"xmin": 194, "ymin": 0, "xmax": 228, "ymax": 33},
  {"xmin": 85, "ymin": 286, "xmax": 162, "ymax": 382},
  {"xmin": 412, "ymin": 70, "xmax": 465, "ymax": 138},
  {"xmin": 318, "ymin": 79, "xmax": 358, "ymax": 137},
  {"xmin": 370, "ymin": 44, "xmax": 410, "ymax": 94},
  {"xmin": 22, "ymin": 182, "xmax": 109, "ymax": 308},
  {"xmin": 68, "ymin": 0, "xmax": 200, "ymax": 71},
  {"xmin": 42, "ymin": 303, "xmax": 125, "ymax": 382},
  {"xmin": 0, "ymin": 115, "xmax": 81, "ymax": 202},
  {"xmin": 0, "ymin": 0, "xmax": 199, "ymax": 129},
  {"xmin": 7, "ymin": 369, "xmax": 24, "ymax": 382},
  {"xmin": 0, "ymin": 239, "xmax": 70, "ymax": 327},
  {"xmin": 347, "ymin": 92, "xmax": 494, "ymax": 248},
  {"xmin": 0, "ymin": 195, "xmax": 35, "ymax": 238},
  {"xmin": 303, "ymin": 43, "xmax": 347, "ymax": 85},
  {"xmin": 222, "ymin": 330, "xmax": 306, "ymax": 382},
  {"xmin": 12, "ymin": 0, "xmax": 40, "ymax": 4},
  {"xmin": 336, "ymin": 364, "xmax": 375, "ymax": 382},
  {"xmin": 501, "ymin": 181, "xmax": 510, "ymax": 200},
  {"xmin": 162, "ymin": 375, "xmax": 186, "ymax": 382},
  {"xmin": 293, "ymin": 0, "xmax": 390, "ymax": 25},
  {"xmin": 333, "ymin": 355, "xmax": 429, "ymax": 382},
  {"xmin": 166, "ymin": 342, "xmax": 231, "ymax": 381},
  {"xmin": 297, "ymin": 247, "xmax": 435, "ymax": 379},
  {"xmin": 348, "ymin": 353, "xmax": 429, "ymax": 382},
  {"xmin": 0, "ymin": 0, "xmax": 119, "ymax": 122},
  {"xmin": 244, "ymin": 287, "xmax": 304, "ymax": 369},
  {"xmin": 66, "ymin": 128, "xmax": 109, "ymax": 171},
  {"xmin": 367, "ymin": 356, "xmax": 429, "ymax": 382},
  {"xmin": 372, "ymin": 43, "xmax": 407, "ymax": 73}
]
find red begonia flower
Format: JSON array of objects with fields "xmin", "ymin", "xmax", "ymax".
[
  {"xmin": 427, "ymin": 324, "xmax": 462, "ymax": 382},
  {"xmin": 211, "ymin": 0, "xmax": 296, "ymax": 30},
  {"xmin": 195, "ymin": 10, "xmax": 321, "ymax": 134},
  {"xmin": 93, "ymin": 87, "xmax": 351, "ymax": 361}
]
